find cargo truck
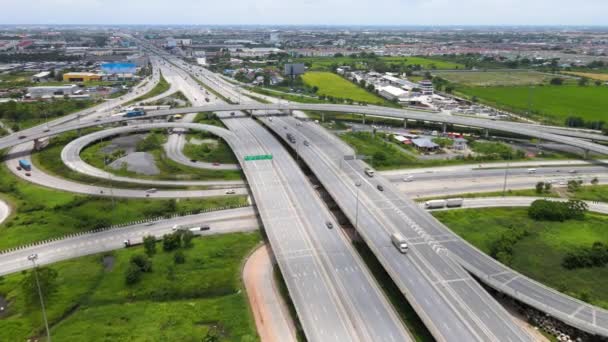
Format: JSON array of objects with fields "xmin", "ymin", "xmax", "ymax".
[
  {"xmin": 391, "ymin": 232, "xmax": 409, "ymax": 254},
  {"xmin": 424, "ymin": 199, "xmax": 447, "ymax": 209},
  {"xmin": 446, "ymin": 198, "xmax": 464, "ymax": 208},
  {"xmin": 19, "ymin": 159, "xmax": 31, "ymax": 171},
  {"xmin": 123, "ymin": 109, "xmax": 146, "ymax": 118}
]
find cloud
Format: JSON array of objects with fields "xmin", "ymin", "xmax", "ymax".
[{"xmin": 1, "ymin": 0, "xmax": 607, "ymax": 25}]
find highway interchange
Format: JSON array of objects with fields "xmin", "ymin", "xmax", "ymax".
[{"xmin": 1, "ymin": 44, "xmax": 608, "ymax": 341}]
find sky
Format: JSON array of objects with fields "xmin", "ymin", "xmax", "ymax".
[{"xmin": 2, "ymin": 0, "xmax": 608, "ymax": 26}]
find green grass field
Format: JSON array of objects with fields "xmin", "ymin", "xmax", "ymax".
[
  {"xmin": 0, "ymin": 232, "xmax": 261, "ymax": 341},
  {"xmin": 433, "ymin": 208, "xmax": 608, "ymax": 309},
  {"xmin": 301, "ymin": 72, "xmax": 386, "ymax": 104},
  {"xmin": 296, "ymin": 56, "xmax": 463, "ymax": 71},
  {"xmin": 434, "ymin": 71, "xmax": 556, "ymax": 86},
  {"xmin": 184, "ymin": 137, "xmax": 238, "ymax": 164},
  {"xmin": 457, "ymin": 85, "xmax": 608, "ymax": 124}
]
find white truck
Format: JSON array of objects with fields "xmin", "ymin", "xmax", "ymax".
[
  {"xmin": 364, "ymin": 168, "xmax": 375, "ymax": 177},
  {"xmin": 424, "ymin": 199, "xmax": 447, "ymax": 209},
  {"xmin": 172, "ymin": 224, "xmax": 211, "ymax": 233},
  {"xmin": 446, "ymin": 198, "xmax": 464, "ymax": 208},
  {"xmin": 391, "ymin": 233, "xmax": 409, "ymax": 254}
]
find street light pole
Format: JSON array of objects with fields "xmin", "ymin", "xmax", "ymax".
[{"xmin": 28, "ymin": 254, "xmax": 51, "ymax": 342}]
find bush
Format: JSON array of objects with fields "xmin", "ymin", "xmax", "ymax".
[
  {"xmin": 528, "ymin": 199, "xmax": 588, "ymax": 221},
  {"xmin": 174, "ymin": 251, "xmax": 186, "ymax": 264},
  {"xmin": 562, "ymin": 242, "xmax": 608, "ymax": 270},
  {"xmin": 130, "ymin": 254, "xmax": 152, "ymax": 273}
]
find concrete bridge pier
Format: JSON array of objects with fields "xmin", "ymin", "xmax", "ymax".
[{"xmin": 403, "ymin": 119, "xmax": 407, "ymax": 128}]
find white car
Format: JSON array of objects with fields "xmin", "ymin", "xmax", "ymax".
[
  {"xmin": 225, "ymin": 189, "xmax": 236, "ymax": 194},
  {"xmin": 403, "ymin": 175, "xmax": 414, "ymax": 182}
]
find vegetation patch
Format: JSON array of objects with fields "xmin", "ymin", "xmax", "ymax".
[
  {"xmin": 301, "ymin": 71, "xmax": 387, "ymax": 105},
  {"xmin": 0, "ymin": 99, "xmax": 98, "ymax": 131},
  {"xmin": 433, "ymin": 207, "xmax": 608, "ymax": 308},
  {"xmin": 456, "ymin": 85, "xmax": 608, "ymax": 125},
  {"xmin": 0, "ymin": 233, "xmax": 261, "ymax": 341},
  {"xmin": 128, "ymin": 73, "xmax": 170, "ymax": 104},
  {"xmin": 434, "ymin": 70, "xmax": 555, "ymax": 86}
]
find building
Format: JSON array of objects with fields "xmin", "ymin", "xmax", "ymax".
[
  {"xmin": 452, "ymin": 137, "xmax": 468, "ymax": 151},
  {"xmin": 63, "ymin": 72, "xmax": 101, "ymax": 82},
  {"xmin": 419, "ymin": 80, "xmax": 434, "ymax": 95},
  {"xmin": 31, "ymin": 71, "xmax": 51, "ymax": 83},
  {"xmin": 379, "ymin": 85, "xmax": 407, "ymax": 101},
  {"xmin": 27, "ymin": 85, "xmax": 78, "ymax": 98},
  {"xmin": 411, "ymin": 138, "xmax": 439, "ymax": 151}
]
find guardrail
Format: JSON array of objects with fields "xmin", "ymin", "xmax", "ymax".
[{"xmin": 0, "ymin": 203, "xmax": 253, "ymax": 255}]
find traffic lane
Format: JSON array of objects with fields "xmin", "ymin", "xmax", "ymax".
[
  {"xmin": 250, "ymin": 119, "xmax": 409, "ymax": 341},
  {"xmin": 385, "ymin": 165, "xmax": 608, "ymax": 182},
  {"xmin": 0, "ymin": 207, "xmax": 259, "ymax": 276}
]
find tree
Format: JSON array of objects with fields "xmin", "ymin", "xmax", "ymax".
[
  {"xmin": 595, "ymin": 80, "xmax": 603, "ymax": 86},
  {"xmin": 162, "ymin": 232, "xmax": 182, "ymax": 251},
  {"xmin": 567, "ymin": 179, "xmax": 581, "ymax": 192},
  {"xmin": 20, "ymin": 267, "xmax": 58, "ymax": 307},
  {"xmin": 181, "ymin": 230, "xmax": 194, "ymax": 248},
  {"xmin": 125, "ymin": 263, "xmax": 142, "ymax": 285},
  {"xmin": 535, "ymin": 182, "xmax": 545, "ymax": 194},
  {"xmin": 550, "ymin": 77, "xmax": 564, "ymax": 85},
  {"xmin": 591, "ymin": 177, "xmax": 599, "ymax": 185},
  {"xmin": 544, "ymin": 182, "xmax": 552, "ymax": 193},
  {"xmin": 143, "ymin": 235, "xmax": 156, "ymax": 257},
  {"xmin": 578, "ymin": 77, "xmax": 589, "ymax": 87}
]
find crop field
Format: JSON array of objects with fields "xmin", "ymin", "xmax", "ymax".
[
  {"xmin": 434, "ymin": 70, "xmax": 556, "ymax": 86},
  {"xmin": 433, "ymin": 207, "xmax": 608, "ymax": 309},
  {"xmin": 563, "ymin": 71, "xmax": 608, "ymax": 81},
  {"xmin": 457, "ymin": 85, "xmax": 608, "ymax": 124},
  {"xmin": 296, "ymin": 56, "xmax": 463, "ymax": 70},
  {"xmin": 301, "ymin": 71, "xmax": 386, "ymax": 104}
]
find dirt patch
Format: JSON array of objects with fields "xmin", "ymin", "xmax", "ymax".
[
  {"xmin": 101, "ymin": 133, "xmax": 148, "ymax": 155},
  {"xmin": 102, "ymin": 255, "xmax": 115, "ymax": 272}
]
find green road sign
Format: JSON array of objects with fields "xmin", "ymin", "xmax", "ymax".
[{"xmin": 244, "ymin": 154, "xmax": 273, "ymax": 161}]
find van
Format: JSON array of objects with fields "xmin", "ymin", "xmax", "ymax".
[{"xmin": 527, "ymin": 168, "xmax": 536, "ymax": 174}]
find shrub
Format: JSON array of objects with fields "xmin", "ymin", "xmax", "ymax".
[
  {"xmin": 174, "ymin": 251, "xmax": 186, "ymax": 264},
  {"xmin": 562, "ymin": 242, "xmax": 608, "ymax": 270},
  {"xmin": 162, "ymin": 232, "xmax": 182, "ymax": 251},
  {"xmin": 528, "ymin": 199, "xmax": 588, "ymax": 221}
]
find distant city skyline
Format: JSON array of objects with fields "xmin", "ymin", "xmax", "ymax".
[{"xmin": 2, "ymin": 0, "xmax": 608, "ymax": 26}]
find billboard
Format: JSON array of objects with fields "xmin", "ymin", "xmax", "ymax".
[
  {"xmin": 101, "ymin": 62, "xmax": 137, "ymax": 74},
  {"xmin": 284, "ymin": 63, "xmax": 305, "ymax": 77}
]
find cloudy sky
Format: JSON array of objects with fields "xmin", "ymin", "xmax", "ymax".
[{"xmin": 2, "ymin": 0, "xmax": 607, "ymax": 26}]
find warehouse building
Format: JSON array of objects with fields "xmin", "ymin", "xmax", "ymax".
[
  {"xmin": 27, "ymin": 85, "xmax": 78, "ymax": 98},
  {"xmin": 62, "ymin": 72, "xmax": 102, "ymax": 82}
]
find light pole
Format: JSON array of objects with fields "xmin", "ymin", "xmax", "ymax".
[{"xmin": 28, "ymin": 254, "xmax": 51, "ymax": 342}]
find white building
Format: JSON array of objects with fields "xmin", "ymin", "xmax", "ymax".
[
  {"xmin": 379, "ymin": 85, "xmax": 408, "ymax": 101},
  {"xmin": 31, "ymin": 71, "xmax": 51, "ymax": 82},
  {"xmin": 419, "ymin": 80, "xmax": 434, "ymax": 95},
  {"xmin": 27, "ymin": 85, "xmax": 78, "ymax": 98}
]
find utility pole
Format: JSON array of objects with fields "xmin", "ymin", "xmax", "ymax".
[{"xmin": 28, "ymin": 254, "xmax": 51, "ymax": 342}]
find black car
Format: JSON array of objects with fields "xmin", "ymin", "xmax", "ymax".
[
  {"xmin": 377, "ymin": 184, "xmax": 384, "ymax": 191},
  {"xmin": 326, "ymin": 221, "xmax": 334, "ymax": 229}
]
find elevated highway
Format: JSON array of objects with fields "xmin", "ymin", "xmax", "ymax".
[{"xmin": 272, "ymin": 115, "xmax": 608, "ymax": 337}]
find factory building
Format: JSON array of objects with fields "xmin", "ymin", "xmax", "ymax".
[{"xmin": 62, "ymin": 72, "xmax": 102, "ymax": 82}]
